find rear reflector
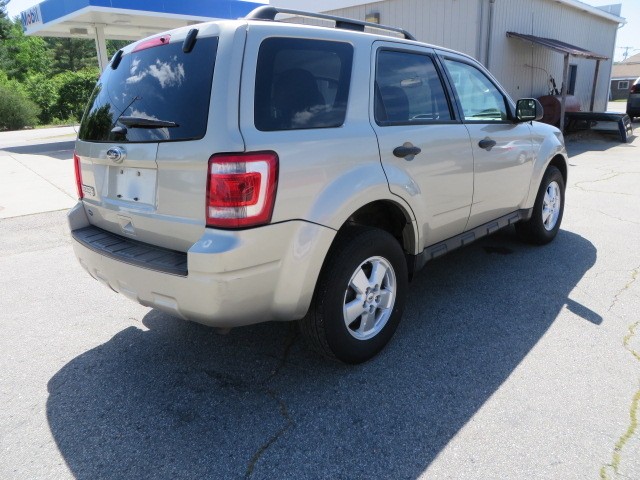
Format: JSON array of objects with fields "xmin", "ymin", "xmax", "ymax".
[
  {"xmin": 207, "ymin": 152, "xmax": 278, "ymax": 228},
  {"xmin": 73, "ymin": 152, "xmax": 83, "ymax": 200},
  {"xmin": 132, "ymin": 34, "xmax": 171, "ymax": 53}
]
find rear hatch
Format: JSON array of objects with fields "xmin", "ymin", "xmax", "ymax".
[{"xmin": 75, "ymin": 26, "xmax": 237, "ymax": 252}]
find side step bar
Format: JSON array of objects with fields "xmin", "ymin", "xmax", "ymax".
[{"xmin": 409, "ymin": 209, "xmax": 533, "ymax": 274}]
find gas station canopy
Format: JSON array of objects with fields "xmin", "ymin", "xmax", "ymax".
[{"xmin": 20, "ymin": 0, "xmax": 266, "ymax": 69}]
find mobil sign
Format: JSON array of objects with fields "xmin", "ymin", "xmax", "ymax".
[{"xmin": 20, "ymin": 5, "xmax": 43, "ymax": 31}]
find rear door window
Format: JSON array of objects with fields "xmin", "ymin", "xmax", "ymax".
[
  {"xmin": 79, "ymin": 36, "xmax": 218, "ymax": 143},
  {"xmin": 254, "ymin": 38, "xmax": 353, "ymax": 131},
  {"xmin": 375, "ymin": 50, "xmax": 452, "ymax": 125}
]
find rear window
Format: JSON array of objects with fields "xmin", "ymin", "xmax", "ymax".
[
  {"xmin": 78, "ymin": 36, "xmax": 218, "ymax": 143},
  {"xmin": 254, "ymin": 38, "xmax": 353, "ymax": 131}
]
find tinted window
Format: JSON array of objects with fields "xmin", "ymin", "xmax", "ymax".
[
  {"xmin": 375, "ymin": 50, "xmax": 452, "ymax": 125},
  {"xmin": 443, "ymin": 59, "xmax": 508, "ymax": 122},
  {"xmin": 79, "ymin": 37, "xmax": 218, "ymax": 143},
  {"xmin": 254, "ymin": 38, "xmax": 353, "ymax": 131}
]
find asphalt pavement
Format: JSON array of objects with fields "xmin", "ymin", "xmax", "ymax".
[{"xmin": 0, "ymin": 123, "xmax": 639, "ymax": 479}]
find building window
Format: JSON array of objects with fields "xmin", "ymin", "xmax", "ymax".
[
  {"xmin": 618, "ymin": 80, "xmax": 629, "ymax": 90},
  {"xmin": 568, "ymin": 64, "xmax": 577, "ymax": 95},
  {"xmin": 365, "ymin": 12, "xmax": 380, "ymax": 24}
]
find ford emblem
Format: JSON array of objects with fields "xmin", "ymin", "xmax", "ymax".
[{"xmin": 106, "ymin": 146, "xmax": 126, "ymax": 164}]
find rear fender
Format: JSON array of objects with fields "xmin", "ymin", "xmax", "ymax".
[{"xmin": 305, "ymin": 165, "xmax": 419, "ymax": 255}]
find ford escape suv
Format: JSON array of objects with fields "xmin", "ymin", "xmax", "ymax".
[{"xmin": 69, "ymin": 6, "xmax": 568, "ymax": 363}]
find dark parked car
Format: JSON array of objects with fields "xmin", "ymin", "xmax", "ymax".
[{"xmin": 627, "ymin": 77, "xmax": 640, "ymax": 121}]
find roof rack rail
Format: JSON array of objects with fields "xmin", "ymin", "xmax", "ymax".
[{"xmin": 244, "ymin": 6, "xmax": 416, "ymax": 41}]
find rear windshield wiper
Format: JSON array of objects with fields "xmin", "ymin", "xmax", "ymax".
[{"xmin": 118, "ymin": 116, "xmax": 179, "ymax": 128}]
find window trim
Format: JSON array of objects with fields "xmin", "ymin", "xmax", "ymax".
[
  {"xmin": 439, "ymin": 54, "xmax": 515, "ymax": 125},
  {"xmin": 373, "ymin": 47, "xmax": 459, "ymax": 127},
  {"xmin": 618, "ymin": 80, "xmax": 629, "ymax": 90}
]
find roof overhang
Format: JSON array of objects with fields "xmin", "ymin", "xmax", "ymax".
[
  {"xmin": 554, "ymin": 0, "xmax": 625, "ymax": 24},
  {"xmin": 506, "ymin": 31, "xmax": 609, "ymax": 60},
  {"xmin": 273, "ymin": 0, "xmax": 625, "ymax": 24},
  {"xmin": 19, "ymin": 0, "xmax": 266, "ymax": 40}
]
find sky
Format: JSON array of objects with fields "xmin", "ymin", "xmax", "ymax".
[
  {"xmin": 591, "ymin": 1, "xmax": 640, "ymax": 61},
  {"xmin": 5, "ymin": 0, "xmax": 639, "ymax": 62}
]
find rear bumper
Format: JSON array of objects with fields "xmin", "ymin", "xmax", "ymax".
[{"xmin": 68, "ymin": 203, "xmax": 336, "ymax": 327}]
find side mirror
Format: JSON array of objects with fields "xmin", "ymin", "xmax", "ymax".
[{"xmin": 515, "ymin": 98, "xmax": 543, "ymax": 122}]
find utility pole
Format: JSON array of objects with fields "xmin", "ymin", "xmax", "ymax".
[{"xmin": 618, "ymin": 46, "xmax": 638, "ymax": 61}]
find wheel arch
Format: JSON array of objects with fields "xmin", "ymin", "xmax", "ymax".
[
  {"xmin": 340, "ymin": 199, "xmax": 418, "ymax": 255},
  {"xmin": 525, "ymin": 151, "xmax": 569, "ymax": 209},
  {"xmin": 548, "ymin": 154, "xmax": 568, "ymax": 185}
]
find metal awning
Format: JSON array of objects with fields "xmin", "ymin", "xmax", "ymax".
[
  {"xmin": 506, "ymin": 32, "xmax": 608, "ymax": 61},
  {"xmin": 507, "ymin": 31, "xmax": 609, "ymax": 129}
]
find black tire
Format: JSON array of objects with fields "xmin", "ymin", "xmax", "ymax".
[
  {"xmin": 299, "ymin": 226, "xmax": 408, "ymax": 364},
  {"xmin": 515, "ymin": 165, "xmax": 565, "ymax": 245}
]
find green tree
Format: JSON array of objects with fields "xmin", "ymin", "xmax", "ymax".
[
  {"xmin": 23, "ymin": 72, "xmax": 59, "ymax": 124},
  {"xmin": 52, "ymin": 67, "xmax": 99, "ymax": 121},
  {"xmin": 0, "ymin": 0, "xmax": 10, "ymax": 39},
  {"xmin": 45, "ymin": 37, "xmax": 97, "ymax": 75},
  {"xmin": 0, "ymin": 21, "xmax": 51, "ymax": 81},
  {"xmin": 107, "ymin": 39, "xmax": 129, "ymax": 58},
  {"xmin": 0, "ymin": 0, "xmax": 11, "ymax": 40}
]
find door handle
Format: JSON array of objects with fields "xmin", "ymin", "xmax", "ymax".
[
  {"xmin": 478, "ymin": 138, "xmax": 497, "ymax": 151},
  {"xmin": 393, "ymin": 143, "xmax": 422, "ymax": 160}
]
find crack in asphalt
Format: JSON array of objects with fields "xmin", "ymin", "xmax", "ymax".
[
  {"xmin": 593, "ymin": 166, "xmax": 640, "ymax": 176},
  {"xmin": 201, "ymin": 325, "xmax": 299, "ymax": 479},
  {"xmin": 572, "ymin": 172, "xmax": 639, "ymax": 197},
  {"xmin": 574, "ymin": 173, "xmax": 621, "ymax": 190},
  {"xmin": 597, "ymin": 210, "xmax": 640, "ymax": 226},
  {"xmin": 600, "ymin": 322, "xmax": 640, "ymax": 480},
  {"xmin": 245, "ymin": 325, "xmax": 298, "ymax": 479},
  {"xmin": 244, "ymin": 388, "xmax": 294, "ymax": 479},
  {"xmin": 609, "ymin": 267, "xmax": 640, "ymax": 312}
]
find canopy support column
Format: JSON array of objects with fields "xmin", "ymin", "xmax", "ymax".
[
  {"xmin": 560, "ymin": 53, "xmax": 570, "ymax": 131},
  {"xmin": 590, "ymin": 59, "xmax": 601, "ymax": 112},
  {"xmin": 93, "ymin": 24, "xmax": 109, "ymax": 71}
]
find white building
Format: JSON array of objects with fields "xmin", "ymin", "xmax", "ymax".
[
  {"xmin": 275, "ymin": 0, "xmax": 625, "ymax": 112},
  {"xmin": 21, "ymin": 0, "xmax": 625, "ymax": 111}
]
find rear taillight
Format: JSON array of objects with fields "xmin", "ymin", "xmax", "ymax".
[
  {"xmin": 206, "ymin": 152, "xmax": 279, "ymax": 228},
  {"xmin": 73, "ymin": 152, "xmax": 83, "ymax": 200},
  {"xmin": 631, "ymin": 84, "xmax": 640, "ymax": 93}
]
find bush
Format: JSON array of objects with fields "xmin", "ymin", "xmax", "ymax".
[
  {"xmin": 23, "ymin": 72, "xmax": 59, "ymax": 124},
  {"xmin": 52, "ymin": 68, "xmax": 99, "ymax": 122},
  {"xmin": 0, "ymin": 84, "xmax": 39, "ymax": 130}
]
